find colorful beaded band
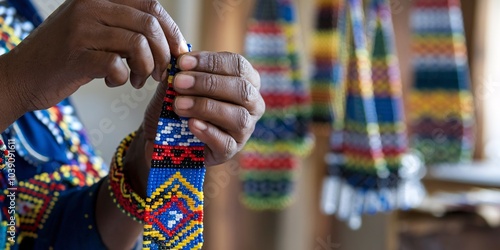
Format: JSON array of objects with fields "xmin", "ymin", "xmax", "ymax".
[
  {"xmin": 241, "ymin": 0, "xmax": 313, "ymax": 210},
  {"xmin": 321, "ymin": 0, "xmax": 424, "ymax": 229},
  {"xmin": 143, "ymin": 50, "xmax": 205, "ymax": 249},
  {"xmin": 108, "ymin": 131, "xmax": 146, "ymax": 223},
  {"xmin": 408, "ymin": 0, "xmax": 474, "ymax": 164},
  {"xmin": 311, "ymin": 0, "xmax": 344, "ymax": 131}
]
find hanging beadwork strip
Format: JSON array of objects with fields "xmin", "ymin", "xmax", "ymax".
[
  {"xmin": 322, "ymin": 0, "xmax": 424, "ymax": 229},
  {"xmin": 408, "ymin": 0, "xmax": 474, "ymax": 165},
  {"xmin": 143, "ymin": 49, "xmax": 205, "ymax": 250},
  {"xmin": 241, "ymin": 0, "xmax": 313, "ymax": 210},
  {"xmin": 310, "ymin": 0, "xmax": 344, "ymax": 131}
]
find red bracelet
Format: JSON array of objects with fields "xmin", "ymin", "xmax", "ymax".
[{"xmin": 108, "ymin": 132, "xmax": 146, "ymax": 223}]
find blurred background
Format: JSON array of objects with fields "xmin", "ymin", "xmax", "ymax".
[{"xmin": 34, "ymin": 0, "xmax": 500, "ymax": 249}]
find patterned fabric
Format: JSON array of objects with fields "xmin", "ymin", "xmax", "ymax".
[
  {"xmin": 321, "ymin": 0, "xmax": 424, "ymax": 228},
  {"xmin": 0, "ymin": 139, "xmax": 7, "ymax": 170},
  {"xmin": 241, "ymin": 0, "xmax": 313, "ymax": 210},
  {"xmin": 0, "ymin": 1, "xmax": 107, "ymax": 248},
  {"xmin": 143, "ymin": 55, "xmax": 205, "ymax": 250},
  {"xmin": 310, "ymin": 0, "xmax": 343, "ymax": 130},
  {"xmin": 408, "ymin": 0, "xmax": 474, "ymax": 164}
]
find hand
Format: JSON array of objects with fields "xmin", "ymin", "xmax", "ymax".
[
  {"xmin": 124, "ymin": 51, "xmax": 265, "ymax": 197},
  {"xmin": 1, "ymin": 0, "xmax": 187, "ymax": 114}
]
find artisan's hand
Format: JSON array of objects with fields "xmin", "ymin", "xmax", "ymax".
[
  {"xmin": 124, "ymin": 51, "xmax": 265, "ymax": 197},
  {"xmin": 0, "ymin": 0, "xmax": 188, "ymax": 117}
]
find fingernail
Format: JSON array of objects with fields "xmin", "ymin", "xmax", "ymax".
[
  {"xmin": 180, "ymin": 55, "xmax": 197, "ymax": 70},
  {"xmin": 175, "ymin": 97, "xmax": 194, "ymax": 110},
  {"xmin": 193, "ymin": 119, "xmax": 208, "ymax": 131},
  {"xmin": 180, "ymin": 42, "xmax": 189, "ymax": 54},
  {"xmin": 175, "ymin": 74, "xmax": 195, "ymax": 89}
]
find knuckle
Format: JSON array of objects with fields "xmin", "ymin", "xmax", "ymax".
[
  {"xmin": 223, "ymin": 138, "xmax": 237, "ymax": 160},
  {"xmin": 238, "ymin": 108, "xmax": 253, "ymax": 132},
  {"xmin": 240, "ymin": 80, "xmax": 257, "ymax": 105},
  {"xmin": 207, "ymin": 53, "xmax": 221, "ymax": 73},
  {"xmin": 235, "ymin": 53, "xmax": 250, "ymax": 77},
  {"xmin": 147, "ymin": 0, "xmax": 164, "ymax": 17},
  {"xmin": 131, "ymin": 33, "xmax": 149, "ymax": 51},
  {"xmin": 205, "ymin": 75, "xmax": 218, "ymax": 95},
  {"xmin": 105, "ymin": 55, "xmax": 121, "ymax": 72},
  {"xmin": 203, "ymin": 98, "xmax": 217, "ymax": 114},
  {"xmin": 143, "ymin": 14, "xmax": 162, "ymax": 37},
  {"xmin": 241, "ymin": 80, "xmax": 263, "ymax": 116}
]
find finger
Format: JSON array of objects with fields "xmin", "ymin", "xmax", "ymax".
[
  {"xmin": 90, "ymin": 27, "xmax": 155, "ymax": 88},
  {"xmin": 143, "ymin": 80, "xmax": 168, "ymax": 141},
  {"xmin": 100, "ymin": 1, "xmax": 170, "ymax": 81},
  {"xmin": 188, "ymin": 118, "xmax": 239, "ymax": 167},
  {"xmin": 174, "ymin": 96, "xmax": 255, "ymax": 144},
  {"xmin": 109, "ymin": 0, "xmax": 189, "ymax": 56},
  {"xmin": 178, "ymin": 52, "xmax": 261, "ymax": 89},
  {"xmin": 173, "ymin": 72, "xmax": 265, "ymax": 116},
  {"xmin": 78, "ymin": 50, "xmax": 129, "ymax": 87}
]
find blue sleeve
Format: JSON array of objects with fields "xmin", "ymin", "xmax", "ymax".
[{"xmin": 31, "ymin": 179, "xmax": 107, "ymax": 250}]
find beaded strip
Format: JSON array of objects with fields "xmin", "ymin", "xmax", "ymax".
[
  {"xmin": 365, "ymin": 0, "xmax": 408, "ymax": 172},
  {"xmin": 241, "ymin": 0, "xmax": 313, "ymax": 210},
  {"xmin": 143, "ymin": 50, "xmax": 205, "ymax": 250},
  {"xmin": 408, "ymin": 0, "xmax": 474, "ymax": 164},
  {"xmin": 321, "ymin": 0, "xmax": 424, "ymax": 229},
  {"xmin": 310, "ymin": 0, "xmax": 344, "ymax": 132}
]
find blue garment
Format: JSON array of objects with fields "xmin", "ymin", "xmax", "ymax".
[{"xmin": 0, "ymin": 1, "xmax": 109, "ymax": 249}]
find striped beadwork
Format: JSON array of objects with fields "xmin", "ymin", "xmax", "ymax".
[
  {"xmin": 241, "ymin": 0, "xmax": 313, "ymax": 210},
  {"xmin": 143, "ymin": 55, "xmax": 205, "ymax": 250},
  {"xmin": 322, "ymin": 0, "xmax": 424, "ymax": 228},
  {"xmin": 311, "ymin": 0, "xmax": 344, "ymax": 130},
  {"xmin": 408, "ymin": 0, "xmax": 474, "ymax": 164},
  {"xmin": 366, "ymin": 0, "xmax": 408, "ymax": 174}
]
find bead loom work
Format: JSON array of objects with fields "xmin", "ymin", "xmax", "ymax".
[
  {"xmin": 311, "ymin": 0, "xmax": 344, "ymax": 131},
  {"xmin": 408, "ymin": 0, "xmax": 474, "ymax": 164},
  {"xmin": 321, "ymin": 0, "xmax": 424, "ymax": 228},
  {"xmin": 143, "ymin": 52, "xmax": 205, "ymax": 250},
  {"xmin": 241, "ymin": 0, "xmax": 313, "ymax": 210}
]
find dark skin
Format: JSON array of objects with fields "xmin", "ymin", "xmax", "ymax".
[{"xmin": 0, "ymin": 0, "xmax": 265, "ymax": 249}]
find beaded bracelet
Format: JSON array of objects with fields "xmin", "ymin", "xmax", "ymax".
[{"xmin": 108, "ymin": 131, "xmax": 146, "ymax": 223}]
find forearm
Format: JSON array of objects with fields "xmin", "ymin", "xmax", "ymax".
[
  {"xmin": 0, "ymin": 53, "xmax": 27, "ymax": 131},
  {"xmin": 96, "ymin": 176, "xmax": 142, "ymax": 250},
  {"xmin": 95, "ymin": 128, "xmax": 149, "ymax": 249}
]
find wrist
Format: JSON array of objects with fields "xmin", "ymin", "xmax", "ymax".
[
  {"xmin": 108, "ymin": 132, "xmax": 146, "ymax": 223},
  {"xmin": 122, "ymin": 126, "xmax": 150, "ymax": 199}
]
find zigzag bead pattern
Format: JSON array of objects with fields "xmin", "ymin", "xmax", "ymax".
[{"xmin": 143, "ymin": 52, "xmax": 206, "ymax": 250}]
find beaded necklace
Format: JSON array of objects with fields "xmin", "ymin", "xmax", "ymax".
[{"xmin": 143, "ymin": 48, "xmax": 205, "ymax": 249}]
